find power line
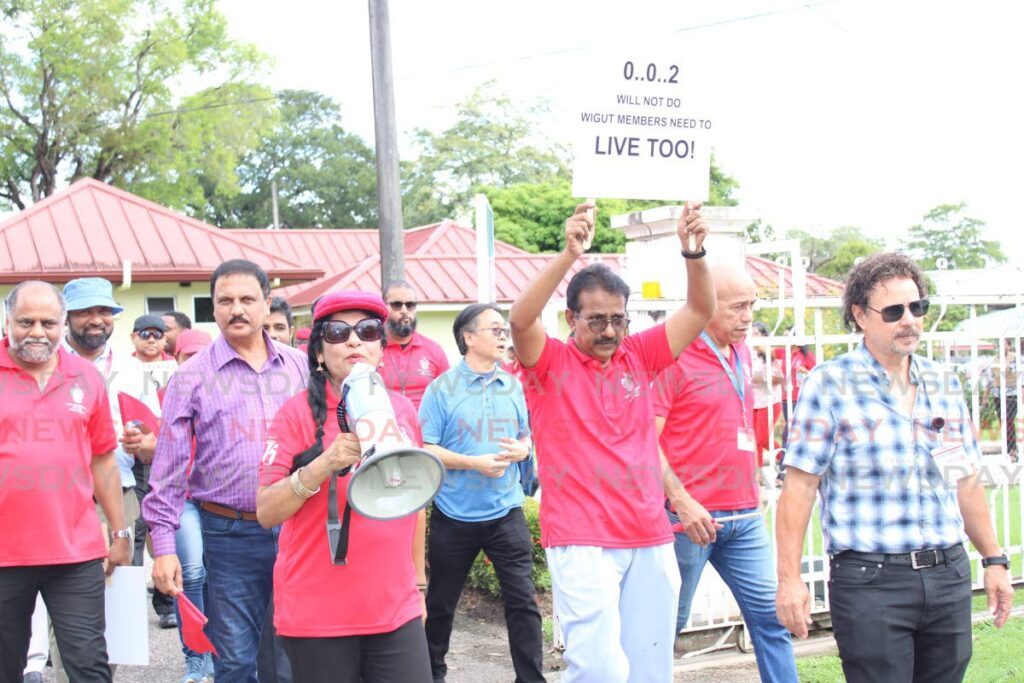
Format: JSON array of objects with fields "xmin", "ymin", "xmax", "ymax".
[{"xmin": 144, "ymin": 95, "xmax": 278, "ymax": 119}]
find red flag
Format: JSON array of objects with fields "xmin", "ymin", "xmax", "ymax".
[
  {"xmin": 117, "ymin": 392, "xmax": 159, "ymax": 434},
  {"xmin": 177, "ymin": 593, "xmax": 218, "ymax": 655}
]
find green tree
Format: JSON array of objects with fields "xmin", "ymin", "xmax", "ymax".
[
  {"xmin": 212, "ymin": 90, "xmax": 378, "ymax": 228},
  {"xmin": 483, "ymin": 157, "xmax": 741, "ymax": 253},
  {"xmin": 402, "ymin": 82, "xmax": 569, "ymax": 226},
  {"xmin": 903, "ymin": 202, "xmax": 1006, "ymax": 270},
  {"xmin": 0, "ymin": 0, "xmax": 272, "ymax": 212},
  {"xmin": 786, "ymin": 226, "xmax": 884, "ymax": 280}
]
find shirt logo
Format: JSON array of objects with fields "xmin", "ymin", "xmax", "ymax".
[
  {"xmin": 67, "ymin": 383, "xmax": 88, "ymax": 415},
  {"xmin": 261, "ymin": 439, "xmax": 278, "ymax": 466},
  {"xmin": 620, "ymin": 372, "xmax": 641, "ymax": 401},
  {"xmin": 418, "ymin": 357, "xmax": 433, "ymax": 377}
]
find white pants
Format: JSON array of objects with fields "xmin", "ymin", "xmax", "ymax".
[
  {"xmin": 547, "ymin": 543, "xmax": 681, "ymax": 683},
  {"xmin": 24, "ymin": 594, "xmax": 49, "ymax": 674}
]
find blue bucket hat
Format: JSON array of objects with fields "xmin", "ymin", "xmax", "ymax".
[{"xmin": 62, "ymin": 278, "xmax": 124, "ymax": 314}]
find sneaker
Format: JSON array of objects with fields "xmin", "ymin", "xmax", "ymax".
[
  {"xmin": 180, "ymin": 656, "xmax": 205, "ymax": 683},
  {"xmin": 203, "ymin": 652, "xmax": 215, "ymax": 680},
  {"xmin": 23, "ymin": 673, "xmax": 44, "ymax": 683},
  {"xmin": 159, "ymin": 612, "xmax": 178, "ymax": 629}
]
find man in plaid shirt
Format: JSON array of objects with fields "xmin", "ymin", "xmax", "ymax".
[{"xmin": 775, "ymin": 253, "xmax": 1014, "ymax": 683}]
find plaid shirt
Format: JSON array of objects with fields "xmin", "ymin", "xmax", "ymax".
[{"xmin": 783, "ymin": 343, "xmax": 981, "ymax": 555}]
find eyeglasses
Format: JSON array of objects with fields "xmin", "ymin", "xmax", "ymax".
[
  {"xmin": 865, "ymin": 298, "xmax": 930, "ymax": 323},
  {"xmin": 581, "ymin": 314, "xmax": 630, "ymax": 334},
  {"xmin": 388, "ymin": 301, "xmax": 417, "ymax": 311},
  {"xmin": 137, "ymin": 329, "xmax": 164, "ymax": 341},
  {"xmin": 475, "ymin": 325, "xmax": 511, "ymax": 338},
  {"xmin": 322, "ymin": 319, "xmax": 384, "ymax": 344}
]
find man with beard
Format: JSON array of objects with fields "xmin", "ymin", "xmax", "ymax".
[
  {"xmin": 776, "ymin": 253, "xmax": 1014, "ymax": 682},
  {"xmin": 61, "ymin": 278, "xmax": 162, "ymax": 559},
  {"xmin": 162, "ymin": 311, "xmax": 192, "ymax": 356},
  {"xmin": 145, "ymin": 259, "xmax": 307, "ymax": 683},
  {"xmin": 0, "ymin": 281, "xmax": 130, "ymax": 682},
  {"xmin": 379, "ymin": 281, "xmax": 450, "ymax": 409}
]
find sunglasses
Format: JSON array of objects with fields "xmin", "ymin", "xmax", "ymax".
[
  {"xmin": 137, "ymin": 329, "xmax": 164, "ymax": 341},
  {"xmin": 322, "ymin": 319, "xmax": 384, "ymax": 345},
  {"xmin": 388, "ymin": 301, "xmax": 417, "ymax": 311},
  {"xmin": 581, "ymin": 314, "xmax": 630, "ymax": 334},
  {"xmin": 865, "ymin": 298, "xmax": 930, "ymax": 323},
  {"xmin": 475, "ymin": 325, "xmax": 511, "ymax": 338}
]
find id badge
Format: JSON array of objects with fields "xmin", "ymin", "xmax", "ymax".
[
  {"xmin": 737, "ymin": 427, "xmax": 756, "ymax": 452},
  {"xmin": 931, "ymin": 443, "xmax": 976, "ymax": 486}
]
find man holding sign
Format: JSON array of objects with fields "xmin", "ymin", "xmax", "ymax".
[
  {"xmin": 509, "ymin": 202, "xmax": 715, "ymax": 682},
  {"xmin": 776, "ymin": 253, "xmax": 1014, "ymax": 681}
]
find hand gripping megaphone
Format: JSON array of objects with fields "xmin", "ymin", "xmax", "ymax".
[{"xmin": 338, "ymin": 363, "xmax": 445, "ymax": 520}]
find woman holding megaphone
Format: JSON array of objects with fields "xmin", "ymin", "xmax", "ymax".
[{"xmin": 257, "ymin": 291, "xmax": 432, "ymax": 682}]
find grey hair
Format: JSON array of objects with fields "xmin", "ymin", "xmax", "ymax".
[{"xmin": 4, "ymin": 281, "xmax": 67, "ymax": 325}]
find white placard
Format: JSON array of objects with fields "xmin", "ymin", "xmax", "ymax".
[
  {"xmin": 104, "ymin": 566, "xmax": 149, "ymax": 665},
  {"xmin": 571, "ymin": 49, "xmax": 712, "ymax": 202}
]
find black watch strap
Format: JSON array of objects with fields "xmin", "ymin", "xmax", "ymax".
[
  {"xmin": 681, "ymin": 247, "xmax": 706, "ymax": 260},
  {"xmin": 981, "ymin": 554, "xmax": 1009, "ymax": 568}
]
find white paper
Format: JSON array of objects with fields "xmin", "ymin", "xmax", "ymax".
[
  {"xmin": 104, "ymin": 566, "xmax": 149, "ymax": 665},
  {"xmin": 571, "ymin": 47, "xmax": 713, "ymax": 202}
]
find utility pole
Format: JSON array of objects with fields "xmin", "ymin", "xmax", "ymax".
[
  {"xmin": 270, "ymin": 178, "xmax": 280, "ymax": 229},
  {"xmin": 368, "ymin": 0, "xmax": 404, "ymax": 288}
]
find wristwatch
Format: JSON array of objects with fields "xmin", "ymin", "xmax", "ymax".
[
  {"xmin": 981, "ymin": 554, "xmax": 1009, "ymax": 568},
  {"xmin": 109, "ymin": 528, "xmax": 133, "ymax": 543}
]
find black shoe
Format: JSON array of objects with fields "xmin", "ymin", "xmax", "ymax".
[{"xmin": 159, "ymin": 612, "xmax": 179, "ymax": 629}]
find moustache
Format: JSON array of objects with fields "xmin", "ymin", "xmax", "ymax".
[{"xmin": 229, "ymin": 317, "xmax": 249, "ymax": 326}]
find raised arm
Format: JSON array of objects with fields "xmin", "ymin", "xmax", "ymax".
[
  {"xmin": 664, "ymin": 202, "xmax": 716, "ymax": 358},
  {"xmin": 509, "ymin": 202, "xmax": 594, "ymax": 368}
]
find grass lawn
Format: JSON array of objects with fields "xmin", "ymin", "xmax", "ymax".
[{"xmin": 796, "ymin": 617, "xmax": 1024, "ymax": 682}]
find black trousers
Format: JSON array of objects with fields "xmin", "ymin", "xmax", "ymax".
[
  {"xmin": 829, "ymin": 545, "xmax": 973, "ymax": 683},
  {"xmin": 280, "ymin": 617, "xmax": 431, "ymax": 683},
  {"xmin": 132, "ymin": 462, "xmax": 176, "ymax": 617},
  {"xmin": 424, "ymin": 506, "xmax": 545, "ymax": 683},
  {"xmin": 0, "ymin": 559, "xmax": 111, "ymax": 683}
]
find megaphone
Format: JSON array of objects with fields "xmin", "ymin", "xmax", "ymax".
[{"xmin": 339, "ymin": 363, "xmax": 445, "ymax": 520}]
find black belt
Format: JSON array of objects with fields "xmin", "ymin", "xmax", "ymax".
[{"xmin": 834, "ymin": 545, "xmax": 962, "ymax": 570}]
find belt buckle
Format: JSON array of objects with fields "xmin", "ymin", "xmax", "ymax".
[{"xmin": 911, "ymin": 549, "xmax": 939, "ymax": 569}]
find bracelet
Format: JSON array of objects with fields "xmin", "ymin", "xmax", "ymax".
[
  {"xmin": 290, "ymin": 467, "xmax": 320, "ymax": 500},
  {"xmin": 681, "ymin": 247, "xmax": 706, "ymax": 259},
  {"xmin": 417, "ymin": 584, "xmax": 428, "ymax": 592}
]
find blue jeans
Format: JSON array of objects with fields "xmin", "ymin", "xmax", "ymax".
[
  {"xmin": 670, "ymin": 508, "xmax": 797, "ymax": 683},
  {"xmin": 200, "ymin": 508, "xmax": 279, "ymax": 683},
  {"xmin": 175, "ymin": 501, "xmax": 206, "ymax": 661}
]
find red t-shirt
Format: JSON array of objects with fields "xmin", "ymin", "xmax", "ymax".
[
  {"xmin": 0, "ymin": 342, "xmax": 117, "ymax": 567},
  {"xmin": 654, "ymin": 337, "xmax": 758, "ymax": 511},
  {"xmin": 379, "ymin": 332, "xmax": 450, "ymax": 410},
  {"xmin": 259, "ymin": 382, "xmax": 423, "ymax": 637},
  {"xmin": 519, "ymin": 325, "xmax": 675, "ymax": 549}
]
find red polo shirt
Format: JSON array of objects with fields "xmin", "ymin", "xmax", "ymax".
[
  {"xmin": 519, "ymin": 325, "xmax": 675, "ymax": 549},
  {"xmin": 653, "ymin": 336, "xmax": 758, "ymax": 511},
  {"xmin": 0, "ymin": 341, "xmax": 117, "ymax": 567},
  {"xmin": 380, "ymin": 332, "xmax": 450, "ymax": 410},
  {"xmin": 259, "ymin": 384, "xmax": 423, "ymax": 637}
]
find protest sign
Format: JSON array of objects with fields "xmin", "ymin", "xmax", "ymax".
[{"xmin": 571, "ymin": 49, "xmax": 713, "ymax": 202}]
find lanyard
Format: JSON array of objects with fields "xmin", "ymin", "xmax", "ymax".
[
  {"xmin": 104, "ymin": 347, "xmax": 113, "ymax": 377},
  {"xmin": 701, "ymin": 332, "xmax": 749, "ymax": 427}
]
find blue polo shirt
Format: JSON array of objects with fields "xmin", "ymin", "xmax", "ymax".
[{"xmin": 419, "ymin": 360, "xmax": 529, "ymax": 522}]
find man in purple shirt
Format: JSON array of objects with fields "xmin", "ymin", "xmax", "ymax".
[{"xmin": 143, "ymin": 260, "xmax": 307, "ymax": 683}]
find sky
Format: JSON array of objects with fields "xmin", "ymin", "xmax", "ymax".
[{"xmin": 218, "ymin": 0, "xmax": 1024, "ymax": 262}]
